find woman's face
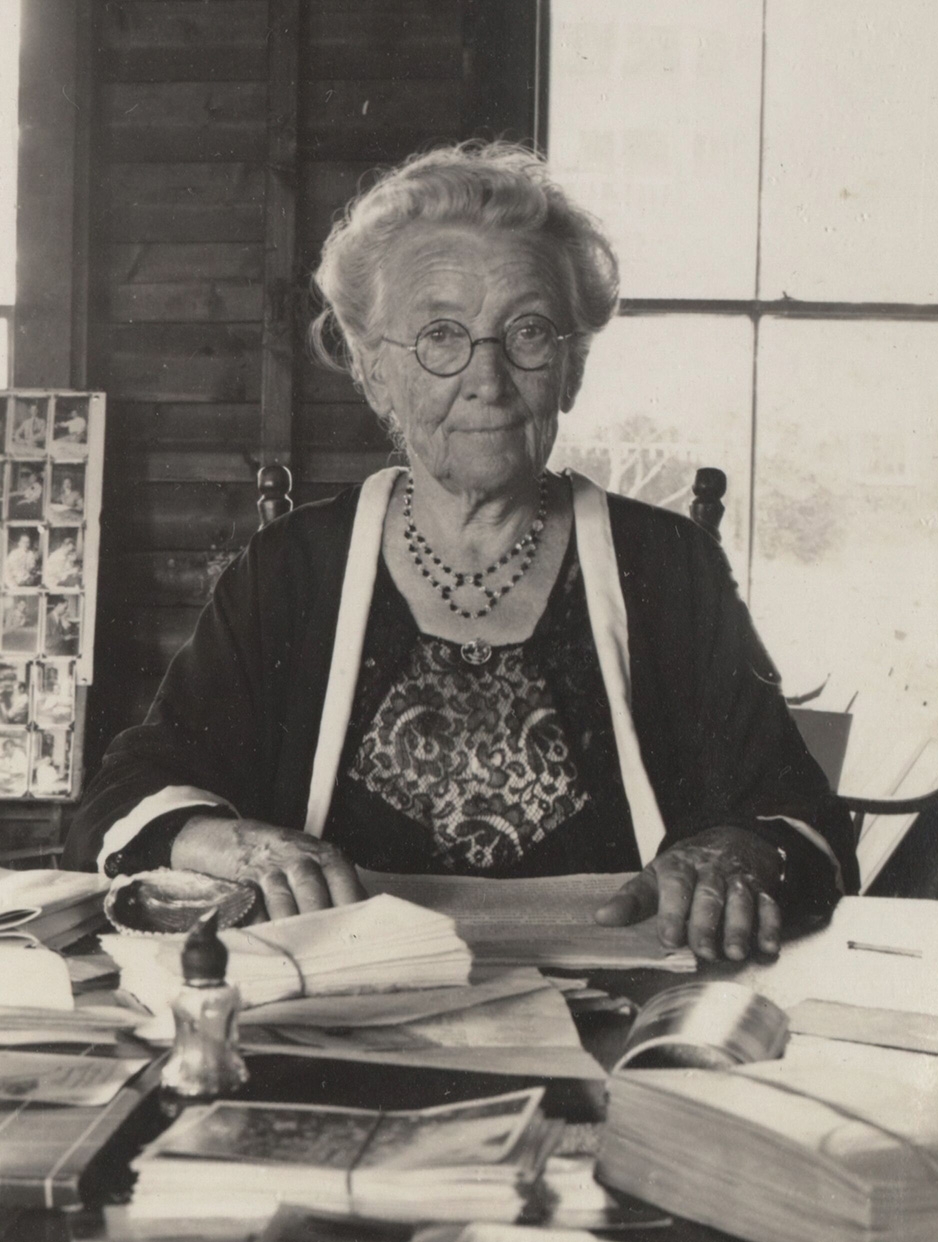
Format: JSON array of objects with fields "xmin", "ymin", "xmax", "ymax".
[{"xmin": 362, "ymin": 224, "xmax": 582, "ymax": 499}]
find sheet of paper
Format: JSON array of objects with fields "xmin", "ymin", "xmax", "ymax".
[
  {"xmin": 240, "ymin": 967, "xmax": 550, "ymax": 1029},
  {"xmin": 0, "ymin": 943, "xmax": 73, "ymax": 1010},
  {"xmin": 734, "ymin": 896, "xmax": 938, "ymax": 1015},
  {"xmin": 244, "ymin": 985, "xmax": 605, "ymax": 1080},
  {"xmin": 0, "ymin": 868, "xmax": 108, "ymax": 913},
  {"xmin": 0, "ymin": 1049, "xmax": 149, "ymax": 1105},
  {"xmin": 359, "ymin": 871, "xmax": 696, "ymax": 973},
  {"xmin": 788, "ymin": 998, "xmax": 938, "ymax": 1055}
]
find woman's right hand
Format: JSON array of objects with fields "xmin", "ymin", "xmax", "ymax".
[{"xmin": 170, "ymin": 815, "xmax": 366, "ymax": 921}]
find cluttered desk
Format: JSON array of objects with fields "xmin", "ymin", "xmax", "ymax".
[{"xmin": 0, "ymin": 866, "xmax": 935, "ymax": 1242}]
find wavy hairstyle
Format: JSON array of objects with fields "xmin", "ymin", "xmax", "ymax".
[{"xmin": 308, "ymin": 141, "xmax": 619, "ymax": 395}]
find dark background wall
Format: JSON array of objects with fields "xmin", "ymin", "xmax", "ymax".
[{"xmin": 13, "ymin": 0, "xmax": 540, "ymax": 846}]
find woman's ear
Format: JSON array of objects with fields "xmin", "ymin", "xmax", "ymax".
[
  {"xmin": 354, "ymin": 344, "xmax": 393, "ymax": 418},
  {"xmin": 561, "ymin": 352, "xmax": 586, "ymax": 414}
]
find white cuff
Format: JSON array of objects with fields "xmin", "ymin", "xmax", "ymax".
[
  {"xmin": 756, "ymin": 814, "xmax": 845, "ymax": 894},
  {"xmin": 96, "ymin": 785, "xmax": 239, "ymax": 874}
]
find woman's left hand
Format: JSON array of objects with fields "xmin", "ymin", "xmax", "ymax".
[{"xmin": 593, "ymin": 826, "xmax": 784, "ymax": 961}]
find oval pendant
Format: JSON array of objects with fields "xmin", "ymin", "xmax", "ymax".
[{"xmin": 460, "ymin": 638, "xmax": 492, "ymax": 666}]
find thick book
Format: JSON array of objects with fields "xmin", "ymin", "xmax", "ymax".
[
  {"xmin": 123, "ymin": 1088, "xmax": 562, "ymax": 1231},
  {"xmin": 598, "ymin": 1042, "xmax": 938, "ymax": 1242},
  {"xmin": 0, "ymin": 1052, "xmax": 163, "ymax": 1208}
]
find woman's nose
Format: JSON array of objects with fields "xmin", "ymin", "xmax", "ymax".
[{"xmin": 461, "ymin": 338, "xmax": 511, "ymax": 400}]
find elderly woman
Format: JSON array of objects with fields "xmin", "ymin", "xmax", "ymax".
[{"xmin": 64, "ymin": 143, "xmax": 858, "ymax": 961}]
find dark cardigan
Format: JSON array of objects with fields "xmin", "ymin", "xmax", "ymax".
[{"xmin": 64, "ymin": 484, "xmax": 859, "ymax": 915}]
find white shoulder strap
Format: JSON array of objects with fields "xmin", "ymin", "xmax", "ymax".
[
  {"xmin": 568, "ymin": 470, "xmax": 667, "ymax": 864},
  {"xmin": 304, "ymin": 467, "xmax": 404, "ymax": 836}
]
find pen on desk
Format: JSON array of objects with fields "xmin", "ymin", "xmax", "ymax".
[{"xmin": 846, "ymin": 940, "xmax": 923, "ymax": 959}]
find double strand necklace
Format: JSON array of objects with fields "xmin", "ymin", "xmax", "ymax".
[{"xmin": 403, "ymin": 473, "xmax": 548, "ymax": 665}]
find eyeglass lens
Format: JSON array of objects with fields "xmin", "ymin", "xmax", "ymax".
[{"xmin": 415, "ymin": 315, "xmax": 560, "ymax": 377}]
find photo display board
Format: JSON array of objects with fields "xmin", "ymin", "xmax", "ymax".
[{"xmin": 0, "ymin": 391, "xmax": 105, "ymax": 799}]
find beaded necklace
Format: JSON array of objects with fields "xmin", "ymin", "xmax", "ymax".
[{"xmin": 402, "ymin": 473, "xmax": 548, "ymax": 664}]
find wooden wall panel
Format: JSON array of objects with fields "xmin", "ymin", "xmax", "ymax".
[
  {"xmin": 101, "ymin": 164, "xmax": 266, "ymax": 243},
  {"xmin": 303, "ymin": 0, "xmax": 464, "ymax": 79},
  {"xmin": 99, "ymin": 1, "xmax": 269, "ymax": 82},
  {"xmin": 83, "ymin": 0, "xmax": 537, "ymax": 781}
]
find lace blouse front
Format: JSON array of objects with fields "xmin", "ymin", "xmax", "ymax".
[{"xmin": 347, "ymin": 632, "xmax": 591, "ymax": 872}]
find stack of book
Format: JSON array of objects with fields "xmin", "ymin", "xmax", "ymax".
[
  {"xmin": 0, "ymin": 868, "xmax": 108, "ymax": 950},
  {"xmin": 114, "ymin": 1088, "xmax": 562, "ymax": 1236},
  {"xmin": 102, "ymin": 894, "xmax": 473, "ymax": 1024},
  {"xmin": 598, "ymin": 1052, "xmax": 938, "ymax": 1242}
]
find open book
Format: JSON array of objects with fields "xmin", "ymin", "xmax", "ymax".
[
  {"xmin": 599, "ymin": 1038, "xmax": 938, "ymax": 1242},
  {"xmin": 359, "ymin": 870, "xmax": 697, "ymax": 973}
]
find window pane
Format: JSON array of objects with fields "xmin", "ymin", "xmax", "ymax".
[
  {"xmin": 549, "ymin": 314, "xmax": 754, "ymax": 576},
  {"xmin": 751, "ymin": 319, "xmax": 938, "ymax": 785},
  {"xmin": 0, "ymin": 0, "xmax": 19, "ymax": 304},
  {"xmin": 549, "ymin": 0, "xmax": 762, "ymax": 299},
  {"xmin": 761, "ymin": 0, "xmax": 938, "ymax": 301}
]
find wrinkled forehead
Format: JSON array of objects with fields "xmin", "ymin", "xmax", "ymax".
[{"xmin": 372, "ymin": 222, "xmax": 575, "ymax": 333}]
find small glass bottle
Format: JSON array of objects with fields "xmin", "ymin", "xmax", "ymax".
[{"xmin": 161, "ymin": 908, "xmax": 249, "ymax": 1100}]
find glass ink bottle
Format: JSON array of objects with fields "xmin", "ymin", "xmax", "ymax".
[{"xmin": 161, "ymin": 907, "xmax": 249, "ymax": 1100}]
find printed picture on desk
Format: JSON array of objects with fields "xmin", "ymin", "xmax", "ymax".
[
  {"xmin": 50, "ymin": 398, "xmax": 89, "ymax": 459},
  {"xmin": 1, "ymin": 596, "xmax": 39, "ymax": 655},
  {"xmin": 43, "ymin": 595, "xmax": 81, "ymax": 658},
  {"xmin": 30, "ymin": 729, "xmax": 72, "ymax": 798},
  {"xmin": 45, "ymin": 528, "xmax": 83, "ymax": 589},
  {"xmin": 9, "ymin": 397, "xmax": 48, "ymax": 456},
  {"xmin": 0, "ymin": 661, "xmax": 29, "ymax": 725},
  {"xmin": 3, "ymin": 527, "xmax": 42, "ymax": 589},
  {"xmin": 0, "ymin": 731, "xmax": 30, "ymax": 796},
  {"xmin": 33, "ymin": 662, "xmax": 75, "ymax": 728},
  {"xmin": 6, "ymin": 462, "xmax": 45, "ymax": 521},
  {"xmin": 47, "ymin": 464, "xmax": 85, "ymax": 524}
]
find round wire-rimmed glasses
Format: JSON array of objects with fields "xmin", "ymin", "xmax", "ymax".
[{"xmin": 382, "ymin": 313, "xmax": 577, "ymax": 378}]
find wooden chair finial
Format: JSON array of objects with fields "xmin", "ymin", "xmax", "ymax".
[
  {"xmin": 690, "ymin": 467, "xmax": 727, "ymax": 541},
  {"xmin": 257, "ymin": 463, "xmax": 293, "ymax": 529}
]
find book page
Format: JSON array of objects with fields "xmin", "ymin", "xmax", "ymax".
[
  {"xmin": 358, "ymin": 871, "xmax": 696, "ymax": 973},
  {"xmin": 359, "ymin": 870, "xmax": 634, "ymax": 925},
  {"xmin": 0, "ymin": 1049, "xmax": 149, "ymax": 1106}
]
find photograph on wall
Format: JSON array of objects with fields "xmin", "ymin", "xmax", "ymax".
[
  {"xmin": 0, "ymin": 661, "xmax": 29, "ymax": 726},
  {"xmin": 48, "ymin": 464, "xmax": 85, "ymax": 524},
  {"xmin": 3, "ymin": 525, "xmax": 42, "ymax": 589},
  {"xmin": 0, "ymin": 731, "xmax": 29, "ymax": 797},
  {"xmin": 0, "ymin": 390, "xmax": 103, "ymax": 799},
  {"xmin": 43, "ymin": 594, "xmax": 81, "ymax": 658},
  {"xmin": 29, "ymin": 729, "xmax": 72, "ymax": 797},
  {"xmin": 1, "ymin": 596, "xmax": 39, "ymax": 655},
  {"xmin": 45, "ymin": 528, "xmax": 83, "ymax": 589},
  {"xmin": 51, "ymin": 397, "xmax": 89, "ymax": 459},
  {"xmin": 6, "ymin": 462, "xmax": 45, "ymax": 521},
  {"xmin": 9, "ymin": 397, "xmax": 48, "ymax": 456},
  {"xmin": 33, "ymin": 661, "xmax": 75, "ymax": 728}
]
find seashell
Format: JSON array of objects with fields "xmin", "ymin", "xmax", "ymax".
[{"xmin": 105, "ymin": 868, "xmax": 256, "ymax": 936}]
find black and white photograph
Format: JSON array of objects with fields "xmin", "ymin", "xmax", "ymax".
[
  {"xmin": 8, "ymin": 396, "xmax": 47, "ymax": 455},
  {"xmin": 5, "ymin": 460, "xmax": 44, "ymax": 520},
  {"xmin": 44, "ymin": 527, "xmax": 82, "ymax": 589},
  {"xmin": 0, "ymin": 729, "xmax": 28, "ymax": 796},
  {"xmin": 0, "ymin": 2, "xmax": 937, "ymax": 1238},
  {"xmin": 32, "ymin": 660, "xmax": 74, "ymax": 728},
  {"xmin": 0, "ymin": 594, "xmax": 38, "ymax": 656},
  {"xmin": 28, "ymin": 728, "xmax": 72, "ymax": 798},
  {"xmin": 0, "ymin": 659, "xmax": 28, "ymax": 725},
  {"xmin": 2, "ymin": 525, "xmax": 41, "ymax": 589},
  {"xmin": 50, "ymin": 396, "xmax": 89, "ymax": 458},
  {"xmin": 43, "ymin": 593, "xmax": 81, "ymax": 658},
  {"xmin": 47, "ymin": 463, "xmax": 85, "ymax": 524}
]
